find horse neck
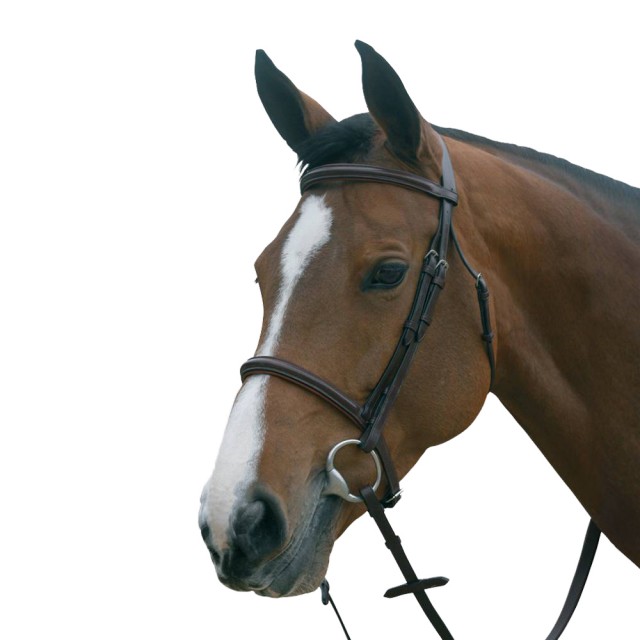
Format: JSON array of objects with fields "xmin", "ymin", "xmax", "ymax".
[{"xmin": 451, "ymin": 137, "xmax": 640, "ymax": 565}]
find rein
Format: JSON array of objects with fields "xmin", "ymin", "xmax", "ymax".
[{"xmin": 240, "ymin": 136, "xmax": 600, "ymax": 639}]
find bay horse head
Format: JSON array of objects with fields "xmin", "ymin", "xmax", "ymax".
[{"xmin": 199, "ymin": 41, "xmax": 496, "ymax": 597}]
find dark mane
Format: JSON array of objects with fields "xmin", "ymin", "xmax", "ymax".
[
  {"xmin": 434, "ymin": 126, "xmax": 640, "ymax": 204},
  {"xmin": 297, "ymin": 113, "xmax": 376, "ymax": 170},
  {"xmin": 297, "ymin": 116, "xmax": 639, "ymax": 216}
]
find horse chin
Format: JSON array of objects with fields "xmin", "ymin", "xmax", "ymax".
[{"xmin": 254, "ymin": 550, "xmax": 329, "ymax": 597}]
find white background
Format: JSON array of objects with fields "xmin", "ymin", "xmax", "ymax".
[{"xmin": 1, "ymin": 1, "xmax": 638, "ymax": 638}]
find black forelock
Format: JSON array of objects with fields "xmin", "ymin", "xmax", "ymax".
[{"xmin": 297, "ymin": 113, "xmax": 377, "ymax": 171}]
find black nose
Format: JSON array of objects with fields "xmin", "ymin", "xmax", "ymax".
[{"xmin": 230, "ymin": 494, "xmax": 287, "ymax": 566}]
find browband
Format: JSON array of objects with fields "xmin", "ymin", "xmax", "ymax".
[{"xmin": 300, "ymin": 163, "xmax": 459, "ymax": 205}]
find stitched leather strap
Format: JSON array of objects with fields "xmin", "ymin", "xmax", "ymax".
[
  {"xmin": 240, "ymin": 356, "xmax": 402, "ymax": 502},
  {"xmin": 301, "ymin": 163, "xmax": 459, "ymax": 204},
  {"xmin": 358, "ymin": 138, "xmax": 457, "ymax": 455},
  {"xmin": 240, "ymin": 356, "xmax": 365, "ymax": 428}
]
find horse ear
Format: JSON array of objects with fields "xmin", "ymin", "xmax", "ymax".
[
  {"xmin": 255, "ymin": 50, "xmax": 336, "ymax": 155},
  {"xmin": 355, "ymin": 40, "xmax": 434, "ymax": 166}
]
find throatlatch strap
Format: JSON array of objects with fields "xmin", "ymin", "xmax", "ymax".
[{"xmin": 450, "ymin": 226, "xmax": 496, "ymax": 390}]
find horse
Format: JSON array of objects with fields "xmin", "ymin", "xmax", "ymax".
[{"xmin": 199, "ymin": 40, "xmax": 639, "ymax": 633}]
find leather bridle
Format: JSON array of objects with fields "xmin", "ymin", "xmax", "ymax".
[
  {"xmin": 239, "ymin": 136, "xmax": 599, "ymax": 640},
  {"xmin": 241, "ymin": 137, "xmax": 494, "ymax": 506}
]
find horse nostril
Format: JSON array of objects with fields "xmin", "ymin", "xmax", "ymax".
[
  {"xmin": 232, "ymin": 496, "xmax": 287, "ymax": 564},
  {"xmin": 199, "ymin": 521, "xmax": 222, "ymax": 564}
]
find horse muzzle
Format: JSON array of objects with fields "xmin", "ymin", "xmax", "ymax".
[
  {"xmin": 200, "ymin": 488, "xmax": 287, "ymax": 580},
  {"xmin": 200, "ymin": 480, "xmax": 341, "ymax": 597}
]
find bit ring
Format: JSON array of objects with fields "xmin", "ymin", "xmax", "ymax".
[{"xmin": 323, "ymin": 439, "xmax": 382, "ymax": 503}]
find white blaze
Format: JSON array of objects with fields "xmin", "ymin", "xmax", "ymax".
[{"xmin": 205, "ymin": 195, "xmax": 333, "ymax": 549}]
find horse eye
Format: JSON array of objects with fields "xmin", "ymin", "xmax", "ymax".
[{"xmin": 364, "ymin": 262, "xmax": 409, "ymax": 290}]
